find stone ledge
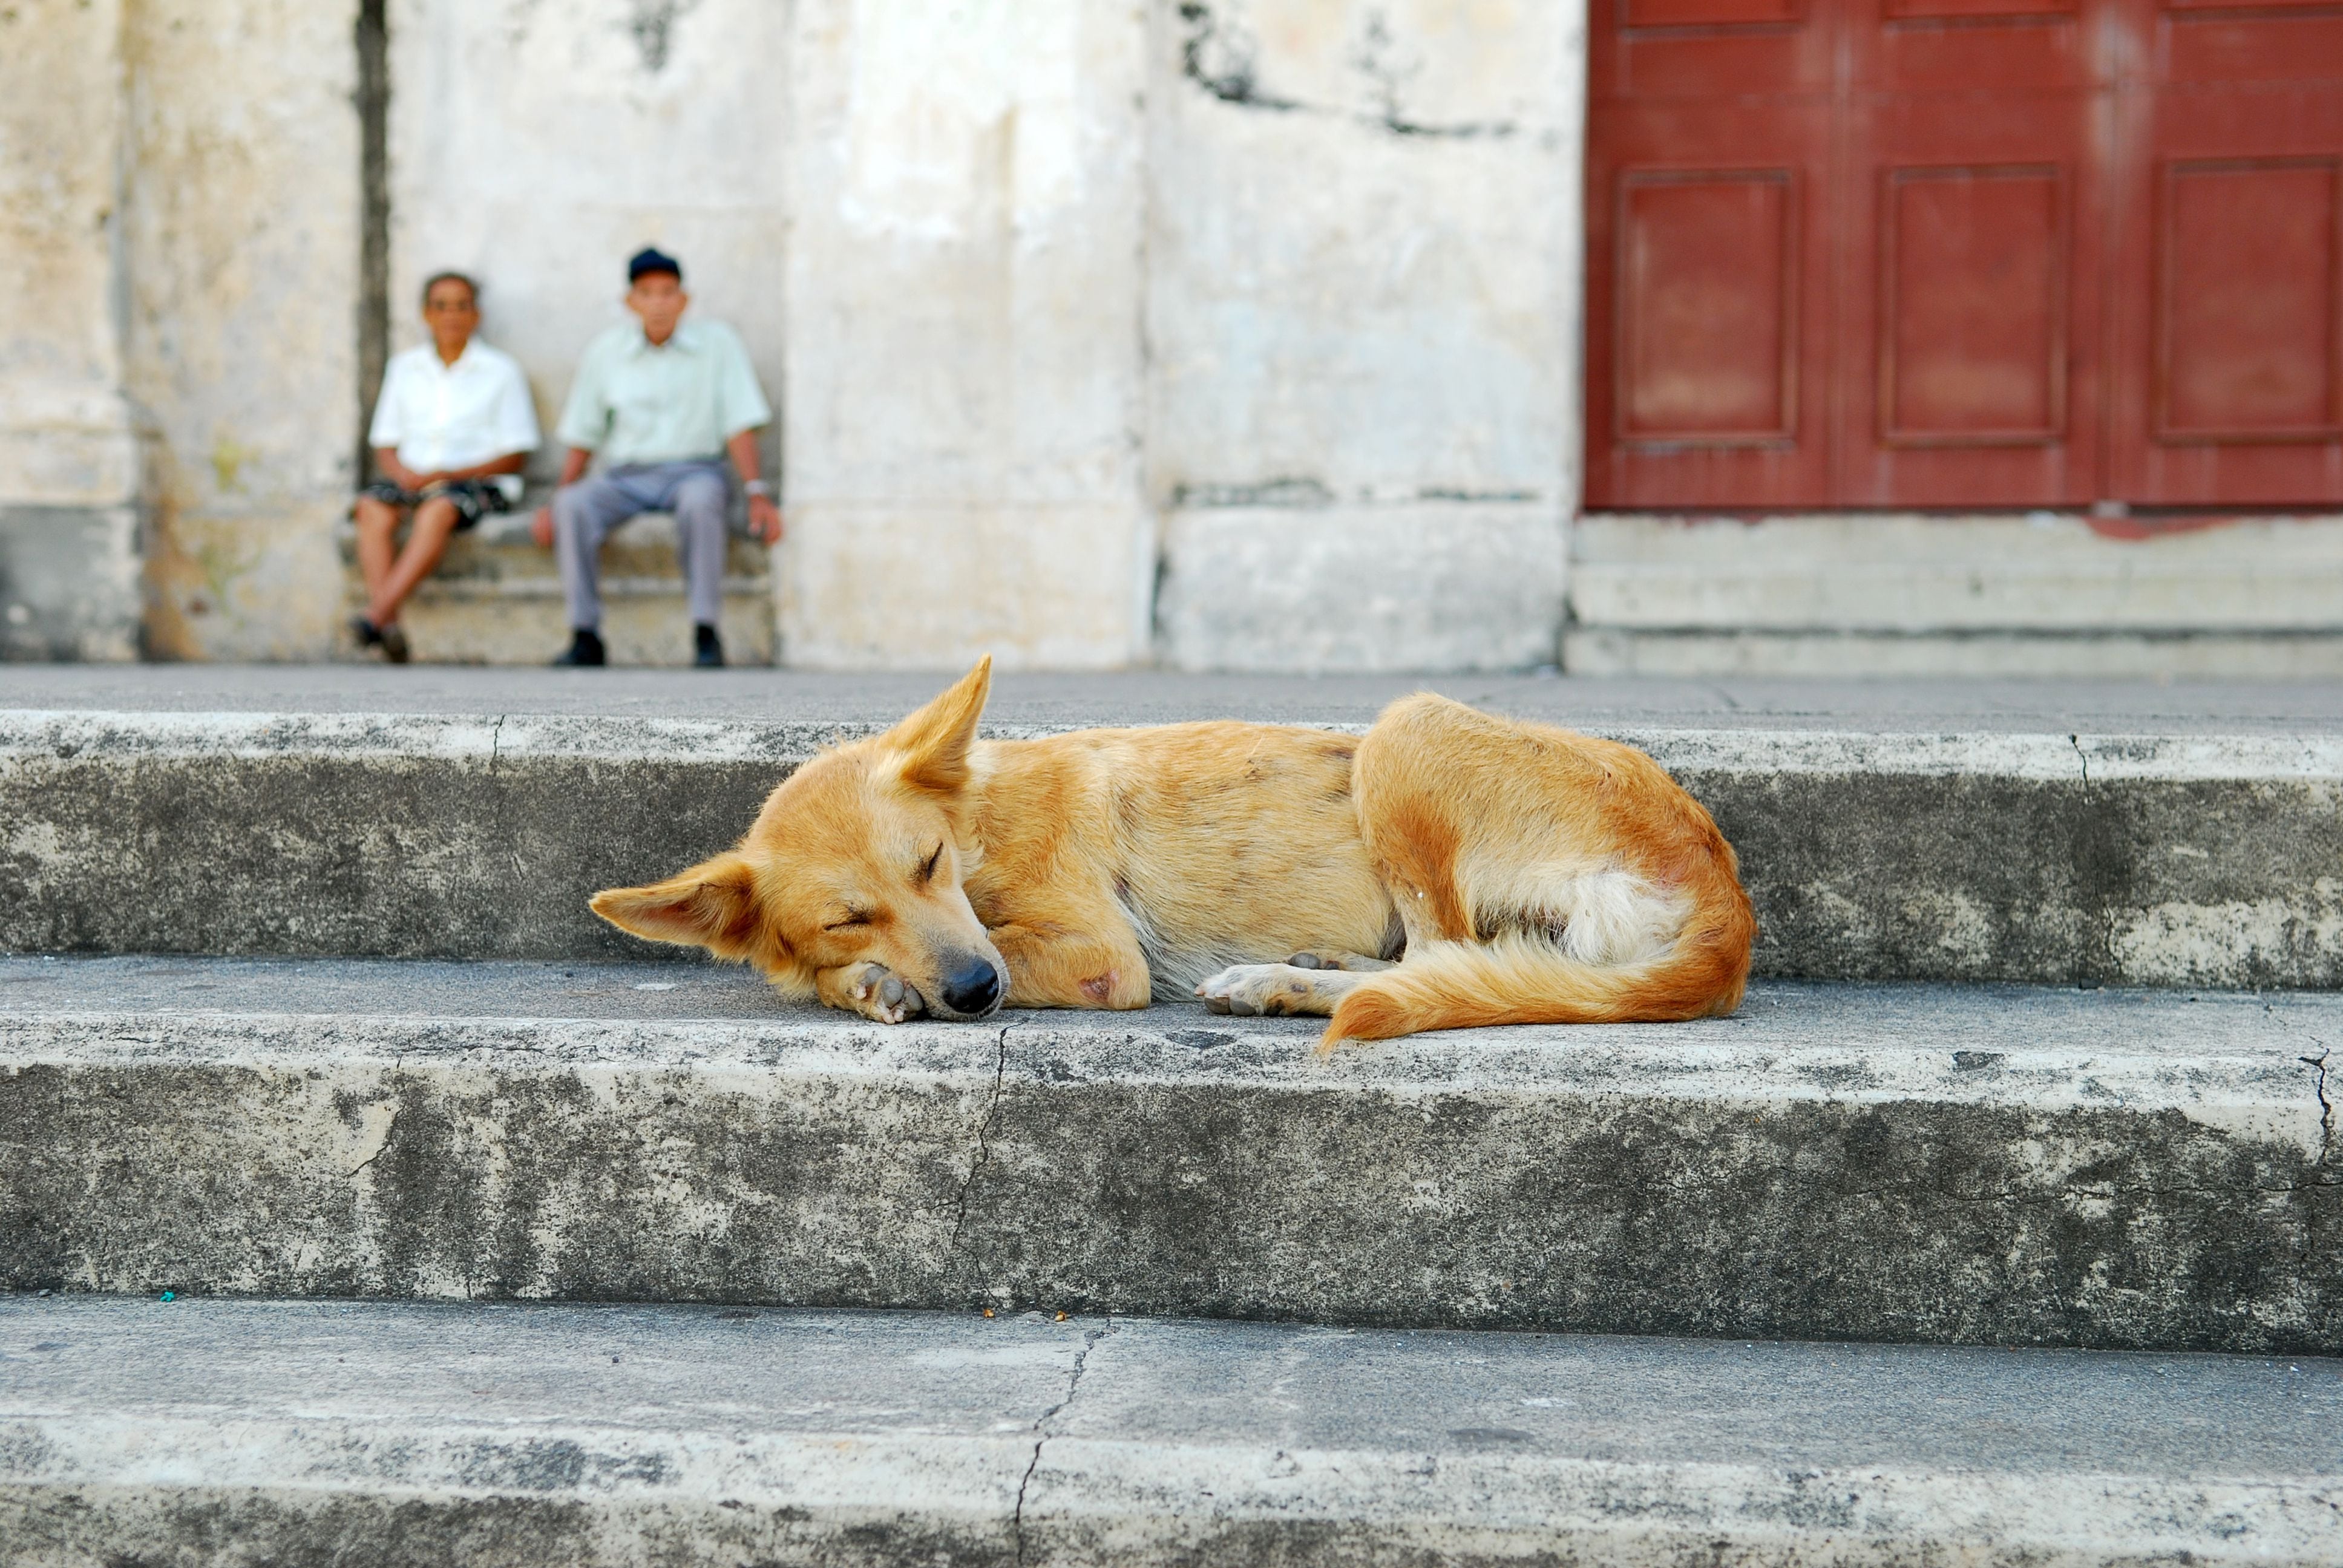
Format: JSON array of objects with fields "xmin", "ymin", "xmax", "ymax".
[
  {"xmin": 1566, "ymin": 514, "xmax": 2343, "ymax": 678},
  {"xmin": 2, "ymin": 1297, "xmax": 2338, "ymax": 1567},
  {"xmin": 1567, "ymin": 627, "xmax": 2343, "ymax": 680},
  {"xmin": 333, "ymin": 508, "xmax": 777, "ymax": 665},
  {"xmin": 4, "ymin": 710, "xmax": 2340, "ymax": 986},
  {"xmin": 1, "ymin": 958, "xmax": 2335, "ymax": 1350}
]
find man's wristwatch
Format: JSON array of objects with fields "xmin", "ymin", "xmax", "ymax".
[{"xmin": 742, "ymin": 480, "xmax": 773, "ymax": 498}]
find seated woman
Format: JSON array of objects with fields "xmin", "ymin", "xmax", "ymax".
[{"xmin": 352, "ymin": 271, "xmax": 539, "ymax": 661}]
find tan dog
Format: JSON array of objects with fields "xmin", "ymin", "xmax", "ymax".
[{"xmin": 592, "ymin": 658, "xmax": 1755, "ymax": 1048}]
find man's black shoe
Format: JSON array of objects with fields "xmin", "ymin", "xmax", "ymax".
[
  {"xmin": 693, "ymin": 623, "xmax": 724, "ymax": 668},
  {"xmin": 551, "ymin": 628, "xmax": 607, "ymax": 667}
]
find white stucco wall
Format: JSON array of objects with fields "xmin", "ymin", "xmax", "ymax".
[
  {"xmin": 778, "ymin": 0, "xmax": 1153, "ymax": 670},
  {"xmin": 384, "ymin": 0, "xmax": 791, "ymax": 491},
  {"xmin": 1147, "ymin": 0, "xmax": 1584, "ymax": 671},
  {"xmin": 0, "ymin": 0, "xmax": 144, "ymax": 659},
  {"xmin": 122, "ymin": 0, "xmax": 359, "ymax": 660}
]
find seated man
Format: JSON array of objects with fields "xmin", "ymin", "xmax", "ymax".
[
  {"xmin": 354, "ymin": 270, "xmax": 539, "ymax": 662},
  {"xmin": 531, "ymin": 247, "xmax": 782, "ymax": 668}
]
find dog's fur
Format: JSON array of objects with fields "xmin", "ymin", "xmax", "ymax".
[{"xmin": 592, "ymin": 658, "xmax": 1755, "ymax": 1048}]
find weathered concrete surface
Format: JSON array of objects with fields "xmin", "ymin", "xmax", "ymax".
[
  {"xmin": 1147, "ymin": 0, "xmax": 1584, "ymax": 673},
  {"xmin": 4, "ymin": 1299, "xmax": 2341, "ymax": 1568},
  {"xmin": 1570, "ymin": 515, "xmax": 2343, "ymax": 678},
  {"xmin": 0, "ymin": 0, "xmax": 146, "ymax": 662},
  {"xmin": 336, "ymin": 511, "xmax": 776, "ymax": 667},
  {"xmin": 1156, "ymin": 503, "xmax": 1567, "ymax": 672},
  {"xmin": 384, "ymin": 0, "xmax": 788, "ymax": 497},
  {"xmin": 0, "ymin": 958, "xmax": 2333, "ymax": 1349},
  {"xmin": 10, "ymin": 664, "xmax": 2343, "ymax": 730},
  {"xmin": 779, "ymin": 1, "xmax": 1152, "ymax": 670},
  {"xmin": 0, "ymin": 506, "xmax": 145, "ymax": 665},
  {"xmin": 122, "ymin": 0, "xmax": 360, "ymax": 662},
  {"xmin": 5, "ymin": 707, "xmax": 2342, "ymax": 987}
]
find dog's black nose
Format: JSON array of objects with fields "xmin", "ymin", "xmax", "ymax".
[{"xmin": 940, "ymin": 959, "xmax": 1002, "ymax": 1015}]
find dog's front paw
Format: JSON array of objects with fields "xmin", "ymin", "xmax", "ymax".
[
  {"xmin": 844, "ymin": 962, "xmax": 926, "ymax": 1024},
  {"xmin": 1196, "ymin": 963, "xmax": 1322, "ymax": 1018}
]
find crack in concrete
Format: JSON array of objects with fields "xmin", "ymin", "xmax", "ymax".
[
  {"xmin": 2069, "ymin": 734, "xmax": 2120, "ymax": 990},
  {"xmin": 487, "ymin": 713, "xmax": 505, "ymax": 774},
  {"xmin": 346, "ymin": 1101, "xmax": 399, "ymax": 1178},
  {"xmin": 949, "ymin": 1024, "xmax": 1013, "ymax": 1253},
  {"xmin": 1014, "ymin": 1319, "xmax": 1114, "ymax": 1567},
  {"xmin": 2302, "ymin": 1044, "xmax": 2334, "ymax": 1166},
  {"xmin": 1175, "ymin": 2, "xmax": 1514, "ymax": 137},
  {"xmin": 1177, "ymin": 1, "xmax": 1300, "ymax": 110}
]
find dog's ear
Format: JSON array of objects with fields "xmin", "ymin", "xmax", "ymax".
[
  {"xmin": 885, "ymin": 655, "xmax": 992, "ymax": 794},
  {"xmin": 591, "ymin": 852, "xmax": 764, "ymax": 960}
]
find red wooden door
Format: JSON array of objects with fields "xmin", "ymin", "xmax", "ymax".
[
  {"xmin": 1584, "ymin": 0, "xmax": 1838, "ymax": 508},
  {"xmin": 1585, "ymin": 0, "xmax": 2343, "ymax": 508},
  {"xmin": 2108, "ymin": 0, "xmax": 2343, "ymax": 503},
  {"xmin": 1832, "ymin": 0, "xmax": 2108, "ymax": 505}
]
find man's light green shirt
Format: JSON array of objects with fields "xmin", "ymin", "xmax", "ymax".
[{"xmin": 554, "ymin": 318, "xmax": 773, "ymax": 466}]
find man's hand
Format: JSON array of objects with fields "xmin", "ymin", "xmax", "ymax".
[
  {"xmin": 531, "ymin": 504, "xmax": 555, "ymax": 549},
  {"xmin": 748, "ymin": 494, "xmax": 783, "ymax": 544}
]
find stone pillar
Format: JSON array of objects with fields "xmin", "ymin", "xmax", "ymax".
[
  {"xmin": 122, "ymin": 0, "xmax": 360, "ymax": 660},
  {"xmin": 781, "ymin": 0, "xmax": 1153, "ymax": 670},
  {"xmin": 0, "ymin": 0, "xmax": 146, "ymax": 660},
  {"xmin": 1147, "ymin": 0, "xmax": 1581, "ymax": 672}
]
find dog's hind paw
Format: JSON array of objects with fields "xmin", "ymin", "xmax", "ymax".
[
  {"xmin": 848, "ymin": 962, "xmax": 926, "ymax": 1024},
  {"xmin": 1197, "ymin": 962, "xmax": 1332, "ymax": 1018}
]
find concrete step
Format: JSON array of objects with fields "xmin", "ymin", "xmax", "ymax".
[
  {"xmin": 4, "ymin": 700, "xmax": 2341, "ymax": 987},
  {"xmin": 2, "ymin": 957, "xmax": 2334, "ymax": 1352},
  {"xmin": 336, "ymin": 510, "xmax": 775, "ymax": 666},
  {"xmin": 1567, "ymin": 514, "xmax": 2343, "ymax": 679},
  {"xmin": 5, "ymin": 1297, "xmax": 2338, "ymax": 1567}
]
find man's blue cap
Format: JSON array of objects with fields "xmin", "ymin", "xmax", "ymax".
[{"xmin": 628, "ymin": 247, "xmax": 683, "ymax": 283}]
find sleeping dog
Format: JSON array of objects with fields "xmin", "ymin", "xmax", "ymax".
[{"xmin": 592, "ymin": 658, "xmax": 1754, "ymax": 1048}]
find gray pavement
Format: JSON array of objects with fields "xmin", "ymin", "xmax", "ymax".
[
  {"xmin": 3, "ymin": 958, "xmax": 2334, "ymax": 1352},
  {"xmin": 8, "ymin": 662, "xmax": 2343, "ymax": 732},
  {"xmin": 2, "ymin": 1297, "xmax": 2337, "ymax": 1566}
]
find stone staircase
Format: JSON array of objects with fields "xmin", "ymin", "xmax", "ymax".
[
  {"xmin": 336, "ymin": 506, "xmax": 776, "ymax": 665},
  {"xmin": 1, "ymin": 676, "xmax": 2337, "ymax": 1566}
]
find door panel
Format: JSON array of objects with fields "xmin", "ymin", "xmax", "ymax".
[
  {"xmin": 1619, "ymin": 171, "xmax": 1800, "ymax": 442},
  {"xmin": 1625, "ymin": 0, "xmax": 1806, "ymax": 25},
  {"xmin": 1881, "ymin": 167, "xmax": 2066, "ymax": 442},
  {"xmin": 1586, "ymin": 0, "xmax": 1838, "ymax": 511},
  {"xmin": 2110, "ymin": 72, "xmax": 2343, "ymax": 501},
  {"xmin": 1585, "ymin": 103, "xmax": 1837, "ymax": 506},
  {"xmin": 2160, "ymin": 159, "xmax": 2339, "ymax": 439},
  {"xmin": 1835, "ymin": 0, "xmax": 2107, "ymax": 505},
  {"xmin": 1593, "ymin": 0, "xmax": 1835, "ymax": 103}
]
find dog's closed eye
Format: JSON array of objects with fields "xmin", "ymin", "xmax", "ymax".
[
  {"xmin": 824, "ymin": 910, "xmax": 873, "ymax": 931},
  {"xmin": 917, "ymin": 844, "xmax": 943, "ymax": 884}
]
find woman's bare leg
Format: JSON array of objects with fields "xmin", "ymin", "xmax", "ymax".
[
  {"xmin": 353, "ymin": 495, "xmax": 402, "ymax": 618},
  {"xmin": 369, "ymin": 495, "xmax": 460, "ymax": 626}
]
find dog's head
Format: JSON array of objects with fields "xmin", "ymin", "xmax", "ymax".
[{"xmin": 590, "ymin": 657, "xmax": 1010, "ymax": 1018}]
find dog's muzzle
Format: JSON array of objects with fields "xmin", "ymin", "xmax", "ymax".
[{"xmin": 937, "ymin": 957, "xmax": 1004, "ymax": 1018}]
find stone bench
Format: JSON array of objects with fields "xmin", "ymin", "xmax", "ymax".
[{"xmin": 336, "ymin": 502, "xmax": 774, "ymax": 665}]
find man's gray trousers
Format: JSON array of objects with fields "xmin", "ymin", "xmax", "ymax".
[{"xmin": 552, "ymin": 460, "xmax": 730, "ymax": 630}]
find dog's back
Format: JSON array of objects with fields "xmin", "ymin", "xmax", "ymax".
[{"xmin": 964, "ymin": 722, "xmax": 1396, "ymax": 991}]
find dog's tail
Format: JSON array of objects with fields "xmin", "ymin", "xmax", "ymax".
[{"xmin": 1319, "ymin": 891, "xmax": 1753, "ymax": 1051}]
